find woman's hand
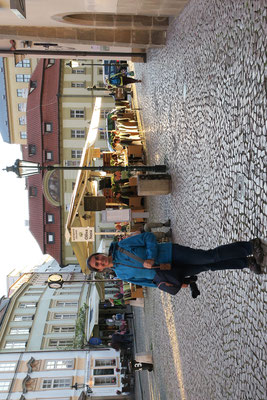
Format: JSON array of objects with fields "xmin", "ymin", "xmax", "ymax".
[{"xmin": 143, "ymin": 259, "xmax": 155, "ymax": 269}]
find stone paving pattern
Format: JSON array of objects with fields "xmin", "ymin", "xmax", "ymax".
[{"xmin": 133, "ymin": 0, "xmax": 267, "ymax": 399}]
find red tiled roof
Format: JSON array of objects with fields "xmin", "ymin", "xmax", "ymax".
[{"xmin": 25, "ymin": 59, "xmax": 62, "ymax": 263}]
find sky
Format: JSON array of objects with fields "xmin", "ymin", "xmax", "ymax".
[{"xmin": 0, "ymin": 136, "xmax": 45, "ymax": 297}]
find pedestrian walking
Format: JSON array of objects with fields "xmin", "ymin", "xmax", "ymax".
[
  {"xmin": 87, "ymin": 232, "xmax": 265, "ymax": 296},
  {"xmin": 144, "ymin": 219, "xmax": 172, "ymax": 240},
  {"xmin": 107, "ymin": 72, "xmax": 142, "ymax": 88}
]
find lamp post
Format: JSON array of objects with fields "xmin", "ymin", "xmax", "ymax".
[
  {"xmin": 4, "ymin": 159, "xmax": 167, "ymax": 176},
  {"xmin": 66, "ymin": 60, "xmax": 128, "ymax": 68},
  {"xmin": 47, "ymin": 274, "xmax": 121, "ymax": 289}
]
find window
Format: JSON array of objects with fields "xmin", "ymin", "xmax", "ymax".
[
  {"xmin": 71, "ymin": 150, "xmax": 82, "ymax": 159},
  {"xmin": 48, "ymin": 339, "xmax": 74, "ymax": 348},
  {"xmin": 45, "ymin": 360, "xmax": 74, "ymax": 370},
  {"xmin": 93, "ymin": 368, "xmax": 114, "ymax": 375},
  {"xmin": 72, "ymin": 68, "xmax": 85, "ymax": 74},
  {"xmin": 100, "ymin": 109, "xmax": 112, "ymax": 119},
  {"xmin": 94, "ymin": 376, "xmax": 116, "ymax": 386},
  {"xmin": 28, "ymin": 287, "xmax": 43, "ymax": 292},
  {"xmin": 18, "ymin": 302, "xmax": 36, "ymax": 308},
  {"xmin": 42, "ymin": 378, "xmax": 72, "ymax": 389},
  {"xmin": 45, "ymin": 151, "xmax": 53, "ymax": 161},
  {"xmin": 99, "ymin": 131, "xmax": 105, "ymax": 140},
  {"xmin": 65, "ymin": 160, "xmax": 80, "ymax": 167},
  {"xmin": 46, "ymin": 213, "xmax": 54, "ymax": 223},
  {"xmin": 98, "ymin": 67, "xmax": 103, "ymax": 75},
  {"xmin": 16, "ymin": 74, "xmax": 31, "ymax": 82},
  {"xmin": 5, "ymin": 341, "xmax": 26, "ymax": 349},
  {"xmin": 72, "ymin": 182, "xmax": 76, "ymax": 190},
  {"xmin": 54, "ymin": 313, "xmax": 76, "ymax": 320},
  {"xmin": 44, "ymin": 123, "xmax": 53, "ymax": 132},
  {"xmin": 47, "ymin": 232, "xmax": 55, "ymax": 244},
  {"xmin": 16, "ymin": 59, "xmax": 31, "ymax": 67},
  {"xmin": 19, "ymin": 116, "xmax": 27, "ymax": 125},
  {"xmin": 28, "ymin": 144, "xmax": 36, "ymax": 156},
  {"xmin": 95, "ymin": 359, "xmax": 116, "ymax": 367},
  {"xmin": 52, "ymin": 326, "xmax": 75, "ymax": 333},
  {"xmin": 20, "ymin": 131, "xmax": 27, "ymax": 139},
  {"xmin": 0, "ymin": 363, "xmax": 16, "ymax": 372},
  {"xmin": 71, "ymin": 82, "xmax": 85, "ymax": 88},
  {"xmin": 70, "ymin": 109, "xmax": 84, "ymax": 118},
  {"xmin": 47, "ymin": 59, "xmax": 55, "ymax": 68},
  {"xmin": 14, "ymin": 315, "xmax": 33, "ymax": 321},
  {"xmin": 17, "ymin": 89, "xmax": 24, "ymax": 97},
  {"xmin": 18, "ymin": 102, "xmax": 26, "ymax": 112},
  {"xmin": 0, "ymin": 381, "xmax": 11, "ymax": 391},
  {"xmin": 56, "ymin": 301, "xmax": 78, "ymax": 307},
  {"xmin": 10, "ymin": 328, "xmax": 30, "ymax": 335},
  {"xmin": 71, "ymin": 129, "xmax": 85, "ymax": 138},
  {"xmin": 29, "ymin": 186, "xmax": 38, "ymax": 197}
]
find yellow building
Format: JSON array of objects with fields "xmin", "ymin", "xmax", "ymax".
[
  {"xmin": 60, "ymin": 60, "xmax": 114, "ymax": 265},
  {"xmin": 3, "ymin": 57, "xmax": 37, "ymax": 144}
]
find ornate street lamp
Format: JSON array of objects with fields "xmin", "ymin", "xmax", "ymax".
[
  {"xmin": 66, "ymin": 60, "xmax": 128, "ymax": 68},
  {"xmin": 4, "ymin": 159, "xmax": 167, "ymax": 177},
  {"xmin": 47, "ymin": 274, "xmax": 121, "ymax": 289}
]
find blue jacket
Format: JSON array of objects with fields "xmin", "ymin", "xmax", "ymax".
[{"xmin": 109, "ymin": 232, "xmax": 172, "ymax": 287}]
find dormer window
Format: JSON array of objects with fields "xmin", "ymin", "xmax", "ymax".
[
  {"xmin": 29, "ymin": 80, "xmax": 37, "ymax": 94},
  {"xmin": 29, "ymin": 186, "xmax": 37, "ymax": 197},
  {"xmin": 28, "ymin": 144, "xmax": 36, "ymax": 156},
  {"xmin": 44, "ymin": 123, "xmax": 53, "ymax": 133},
  {"xmin": 45, "ymin": 151, "xmax": 53, "ymax": 161},
  {"xmin": 47, "ymin": 232, "xmax": 55, "ymax": 244},
  {"xmin": 46, "ymin": 59, "xmax": 55, "ymax": 68}
]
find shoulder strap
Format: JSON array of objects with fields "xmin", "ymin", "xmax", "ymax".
[
  {"xmin": 116, "ymin": 246, "xmax": 159, "ymax": 269},
  {"xmin": 117, "ymin": 246, "xmax": 144, "ymax": 264}
]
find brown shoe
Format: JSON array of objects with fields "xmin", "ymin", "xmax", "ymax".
[
  {"xmin": 247, "ymin": 256, "xmax": 262, "ymax": 274},
  {"xmin": 250, "ymin": 239, "xmax": 264, "ymax": 264}
]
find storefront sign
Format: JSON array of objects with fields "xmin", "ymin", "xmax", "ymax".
[{"xmin": 71, "ymin": 227, "xmax": 95, "ymax": 242}]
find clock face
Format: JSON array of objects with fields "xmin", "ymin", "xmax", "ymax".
[
  {"xmin": 48, "ymin": 282, "xmax": 62, "ymax": 289},
  {"xmin": 48, "ymin": 274, "xmax": 62, "ymax": 282}
]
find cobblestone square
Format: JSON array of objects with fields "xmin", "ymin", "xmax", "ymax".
[{"xmin": 133, "ymin": 0, "xmax": 267, "ymax": 399}]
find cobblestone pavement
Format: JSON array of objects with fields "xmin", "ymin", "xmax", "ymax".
[{"xmin": 133, "ymin": 1, "xmax": 267, "ymax": 399}]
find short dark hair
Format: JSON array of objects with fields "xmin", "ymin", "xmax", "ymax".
[{"xmin": 87, "ymin": 252, "xmax": 108, "ymax": 272}]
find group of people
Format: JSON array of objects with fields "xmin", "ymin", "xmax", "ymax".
[{"xmin": 88, "ymin": 66, "xmax": 267, "ymax": 297}]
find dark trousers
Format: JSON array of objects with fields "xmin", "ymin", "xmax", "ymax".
[{"xmin": 171, "ymin": 241, "xmax": 252, "ymax": 277}]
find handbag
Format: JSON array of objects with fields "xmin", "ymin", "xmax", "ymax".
[{"xmin": 152, "ymin": 269, "xmax": 182, "ymax": 295}]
